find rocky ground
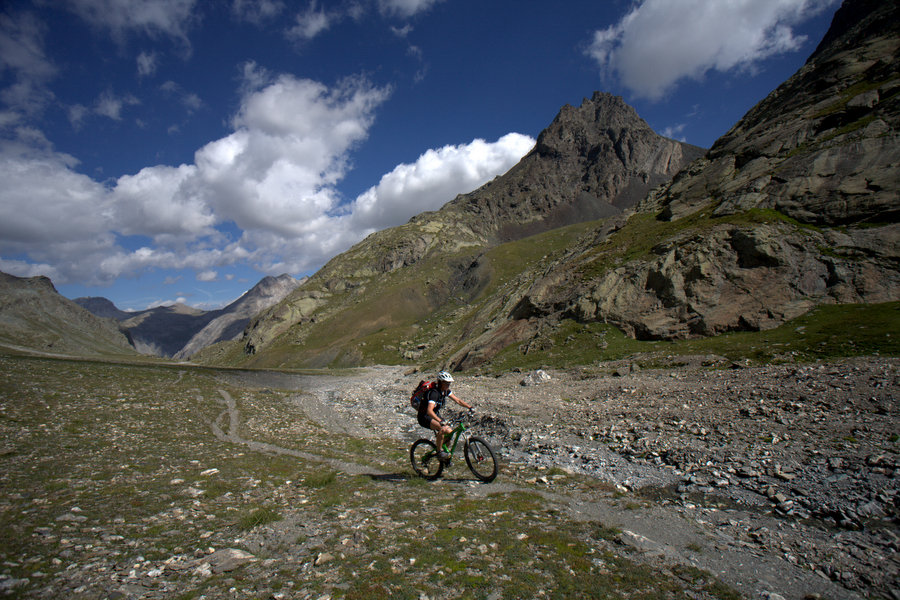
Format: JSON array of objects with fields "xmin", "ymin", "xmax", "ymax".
[
  {"xmin": 0, "ymin": 354, "xmax": 896, "ymax": 599},
  {"xmin": 298, "ymin": 356, "xmax": 899, "ymax": 598}
]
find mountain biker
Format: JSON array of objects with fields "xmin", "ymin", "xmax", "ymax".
[{"xmin": 418, "ymin": 371, "xmax": 473, "ymax": 462}]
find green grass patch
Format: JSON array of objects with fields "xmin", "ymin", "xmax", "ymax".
[
  {"xmin": 485, "ymin": 302, "xmax": 899, "ymax": 371},
  {"xmin": 237, "ymin": 506, "xmax": 282, "ymax": 530},
  {"xmin": 305, "ymin": 470, "xmax": 337, "ymax": 488}
]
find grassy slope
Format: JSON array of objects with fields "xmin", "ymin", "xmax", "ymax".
[
  {"xmin": 0, "ymin": 352, "xmax": 742, "ymax": 600},
  {"xmin": 197, "ymin": 204, "xmax": 899, "ymax": 372}
]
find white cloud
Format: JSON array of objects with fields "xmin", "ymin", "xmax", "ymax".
[
  {"xmin": 160, "ymin": 80, "xmax": 203, "ymax": 113},
  {"xmin": 232, "ymin": 0, "xmax": 285, "ymax": 24},
  {"xmin": 0, "ymin": 146, "xmax": 112, "ymax": 246},
  {"xmin": 63, "ymin": 0, "xmax": 197, "ymax": 44},
  {"xmin": 286, "ymin": 1, "xmax": 331, "ymax": 41},
  {"xmin": 67, "ymin": 104, "xmax": 89, "ymax": 129},
  {"xmin": 660, "ymin": 123, "xmax": 687, "ymax": 142},
  {"xmin": 0, "ymin": 69, "xmax": 534, "ymax": 287},
  {"xmin": 194, "ymin": 75, "xmax": 392, "ymax": 237},
  {"xmin": 378, "ymin": 0, "xmax": 442, "ymax": 19},
  {"xmin": 137, "ymin": 51, "xmax": 157, "ymax": 76},
  {"xmin": 0, "ymin": 11, "xmax": 57, "ymax": 118},
  {"xmin": 348, "ymin": 133, "xmax": 535, "ymax": 232},
  {"xmin": 196, "ymin": 269, "xmax": 217, "ymax": 282},
  {"xmin": 95, "ymin": 91, "xmax": 140, "ymax": 120},
  {"xmin": 587, "ymin": 0, "xmax": 839, "ymax": 100}
]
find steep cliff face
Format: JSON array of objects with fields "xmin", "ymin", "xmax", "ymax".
[
  {"xmin": 238, "ymin": 94, "xmax": 703, "ymax": 361},
  {"xmin": 638, "ymin": 0, "xmax": 899, "ymax": 225},
  {"xmin": 449, "ymin": 0, "xmax": 900, "ymax": 368}
]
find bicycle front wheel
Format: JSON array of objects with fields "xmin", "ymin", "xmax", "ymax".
[
  {"xmin": 410, "ymin": 439, "xmax": 444, "ymax": 480},
  {"xmin": 464, "ymin": 436, "xmax": 498, "ymax": 482}
]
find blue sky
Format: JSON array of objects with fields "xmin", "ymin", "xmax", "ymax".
[{"xmin": 0, "ymin": 0, "xmax": 840, "ymax": 311}]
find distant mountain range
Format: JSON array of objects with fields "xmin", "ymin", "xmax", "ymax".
[
  {"xmin": 73, "ymin": 274, "xmax": 303, "ymax": 358},
  {"xmin": 0, "ymin": 272, "xmax": 302, "ymax": 359}
]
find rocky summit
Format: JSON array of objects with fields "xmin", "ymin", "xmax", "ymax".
[{"xmin": 448, "ymin": 92, "xmax": 706, "ymax": 243}]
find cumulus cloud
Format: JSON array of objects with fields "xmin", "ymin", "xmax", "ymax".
[
  {"xmin": 587, "ymin": 0, "xmax": 839, "ymax": 100},
  {"xmin": 1, "ymin": 61, "xmax": 533, "ymax": 287},
  {"xmin": 348, "ymin": 133, "xmax": 535, "ymax": 233}
]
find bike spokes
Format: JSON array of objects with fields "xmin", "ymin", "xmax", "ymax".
[
  {"xmin": 464, "ymin": 436, "xmax": 498, "ymax": 482},
  {"xmin": 410, "ymin": 439, "xmax": 444, "ymax": 480}
]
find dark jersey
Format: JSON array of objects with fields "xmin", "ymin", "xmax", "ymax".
[{"xmin": 424, "ymin": 386, "xmax": 451, "ymax": 413}]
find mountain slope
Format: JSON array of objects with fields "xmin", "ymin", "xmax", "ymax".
[
  {"xmin": 174, "ymin": 274, "xmax": 302, "ymax": 359},
  {"xmin": 219, "ymin": 94, "xmax": 704, "ymax": 368},
  {"xmin": 450, "ymin": 0, "xmax": 900, "ymax": 368},
  {"xmin": 0, "ymin": 272, "xmax": 136, "ymax": 356}
]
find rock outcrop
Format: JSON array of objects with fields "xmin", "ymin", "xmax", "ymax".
[
  {"xmin": 638, "ymin": 0, "xmax": 899, "ymax": 225},
  {"xmin": 449, "ymin": 0, "xmax": 900, "ymax": 367}
]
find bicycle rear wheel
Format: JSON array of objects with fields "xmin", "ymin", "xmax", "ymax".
[
  {"xmin": 464, "ymin": 436, "xmax": 498, "ymax": 482},
  {"xmin": 410, "ymin": 439, "xmax": 444, "ymax": 480}
]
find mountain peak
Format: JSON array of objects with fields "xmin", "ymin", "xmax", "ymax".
[{"xmin": 535, "ymin": 91, "xmax": 650, "ymax": 159}]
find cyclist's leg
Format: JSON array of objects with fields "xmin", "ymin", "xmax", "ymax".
[{"xmin": 431, "ymin": 419, "xmax": 451, "ymax": 453}]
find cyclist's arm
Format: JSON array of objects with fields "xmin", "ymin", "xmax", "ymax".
[
  {"xmin": 449, "ymin": 392, "xmax": 472, "ymax": 410},
  {"xmin": 425, "ymin": 400, "xmax": 443, "ymax": 424}
]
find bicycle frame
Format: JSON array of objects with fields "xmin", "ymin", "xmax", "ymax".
[{"xmin": 440, "ymin": 421, "xmax": 469, "ymax": 456}]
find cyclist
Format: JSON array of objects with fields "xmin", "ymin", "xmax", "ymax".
[{"xmin": 418, "ymin": 371, "xmax": 473, "ymax": 462}]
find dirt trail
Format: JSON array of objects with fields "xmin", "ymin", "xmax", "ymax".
[
  {"xmin": 218, "ymin": 362, "xmax": 893, "ymax": 600},
  {"xmin": 209, "ymin": 389, "xmax": 386, "ymax": 477}
]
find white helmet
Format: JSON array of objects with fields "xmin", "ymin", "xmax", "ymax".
[{"xmin": 437, "ymin": 371, "xmax": 454, "ymax": 382}]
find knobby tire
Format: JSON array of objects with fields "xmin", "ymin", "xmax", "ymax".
[
  {"xmin": 464, "ymin": 436, "xmax": 498, "ymax": 482},
  {"xmin": 410, "ymin": 438, "xmax": 443, "ymax": 480}
]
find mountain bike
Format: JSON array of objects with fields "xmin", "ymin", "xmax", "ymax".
[{"xmin": 410, "ymin": 415, "xmax": 498, "ymax": 482}]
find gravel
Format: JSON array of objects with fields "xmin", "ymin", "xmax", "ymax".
[{"xmin": 299, "ymin": 356, "xmax": 899, "ymax": 598}]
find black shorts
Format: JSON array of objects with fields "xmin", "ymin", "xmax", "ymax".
[{"xmin": 418, "ymin": 413, "xmax": 435, "ymax": 429}]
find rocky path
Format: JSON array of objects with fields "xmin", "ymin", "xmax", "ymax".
[
  {"xmin": 210, "ymin": 389, "xmax": 383, "ymax": 477},
  {"xmin": 287, "ymin": 357, "xmax": 898, "ymax": 599}
]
